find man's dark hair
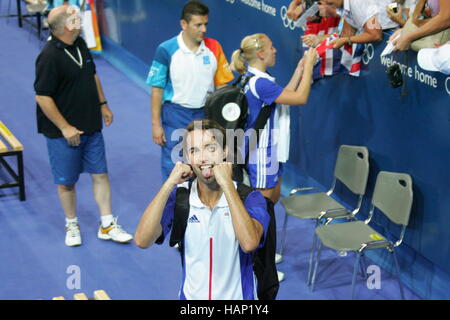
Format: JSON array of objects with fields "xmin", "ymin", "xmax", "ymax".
[
  {"xmin": 182, "ymin": 119, "xmax": 227, "ymax": 159},
  {"xmin": 181, "ymin": 0, "xmax": 209, "ymax": 22}
]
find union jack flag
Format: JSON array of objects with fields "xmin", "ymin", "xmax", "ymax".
[
  {"xmin": 313, "ymin": 33, "xmax": 365, "ymax": 80},
  {"xmin": 305, "ymin": 17, "xmax": 341, "ymax": 37}
]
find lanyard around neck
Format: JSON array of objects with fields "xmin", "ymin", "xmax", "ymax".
[{"xmin": 64, "ymin": 47, "xmax": 83, "ymax": 68}]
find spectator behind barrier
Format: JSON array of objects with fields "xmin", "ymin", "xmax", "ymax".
[
  {"xmin": 287, "ymin": 0, "xmax": 342, "ymax": 48},
  {"xmin": 417, "ymin": 42, "xmax": 450, "ymax": 74},
  {"xmin": 287, "ymin": 0, "xmax": 339, "ymax": 21},
  {"xmin": 308, "ymin": 0, "xmax": 397, "ymax": 80},
  {"xmin": 287, "ymin": 0, "xmax": 306, "ymax": 20},
  {"xmin": 386, "ymin": 0, "xmax": 419, "ymax": 27},
  {"xmin": 323, "ymin": 0, "xmax": 398, "ymax": 49},
  {"xmin": 391, "ymin": 0, "xmax": 450, "ymax": 51}
]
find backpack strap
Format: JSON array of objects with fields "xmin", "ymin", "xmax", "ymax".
[
  {"xmin": 236, "ymin": 183, "xmax": 254, "ymax": 202},
  {"xmin": 232, "ymin": 74, "xmax": 254, "ymax": 90},
  {"xmin": 238, "ymin": 184, "xmax": 279, "ymax": 300},
  {"xmin": 253, "ymin": 197, "xmax": 279, "ymax": 300},
  {"xmin": 247, "ymin": 76, "xmax": 275, "ymax": 142},
  {"xmin": 169, "ymin": 181, "xmax": 193, "ymax": 249}
]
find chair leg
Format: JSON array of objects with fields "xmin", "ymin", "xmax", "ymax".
[
  {"xmin": 307, "ymin": 219, "xmax": 319, "ymax": 286},
  {"xmin": 17, "ymin": 151, "xmax": 25, "ymax": 201},
  {"xmin": 351, "ymin": 252, "xmax": 362, "ymax": 300},
  {"xmin": 359, "ymin": 253, "xmax": 367, "ymax": 280},
  {"xmin": 310, "ymin": 240, "xmax": 322, "ymax": 292},
  {"xmin": 392, "ymin": 250, "xmax": 405, "ymax": 300},
  {"xmin": 37, "ymin": 12, "xmax": 41, "ymax": 39},
  {"xmin": 278, "ymin": 211, "xmax": 289, "ymax": 256}
]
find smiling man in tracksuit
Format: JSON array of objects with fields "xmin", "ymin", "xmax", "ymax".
[
  {"xmin": 146, "ymin": 0, "xmax": 234, "ymax": 182},
  {"xmin": 135, "ymin": 120, "xmax": 270, "ymax": 300}
]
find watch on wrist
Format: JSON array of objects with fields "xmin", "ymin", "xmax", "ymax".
[{"xmin": 99, "ymin": 100, "xmax": 108, "ymax": 106}]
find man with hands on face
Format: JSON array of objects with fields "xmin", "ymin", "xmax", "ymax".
[{"xmin": 135, "ymin": 120, "xmax": 270, "ymax": 300}]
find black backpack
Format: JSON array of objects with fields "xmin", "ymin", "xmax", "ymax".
[
  {"xmin": 204, "ymin": 75, "xmax": 273, "ymax": 134},
  {"xmin": 169, "ymin": 182, "xmax": 279, "ymax": 300},
  {"xmin": 205, "ymin": 75, "xmax": 275, "ymax": 183}
]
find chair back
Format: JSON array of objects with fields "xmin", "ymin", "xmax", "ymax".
[
  {"xmin": 371, "ymin": 171, "xmax": 413, "ymax": 226},
  {"xmin": 334, "ymin": 145, "xmax": 369, "ymax": 196}
]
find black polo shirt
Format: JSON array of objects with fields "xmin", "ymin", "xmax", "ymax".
[{"xmin": 34, "ymin": 36, "xmax": 102, "ymax": 138}]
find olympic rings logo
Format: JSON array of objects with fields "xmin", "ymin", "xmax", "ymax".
[
  {"xmin": 280, "ymin": 6, "xmax": 296, "ymax": 30},
  {"xmin": 446, "ymin": 77, "xmax": 450, "ymax": 95},
  {"xmin": 362, "ymin": 44, "xmax": 374, "ymax": 65}
]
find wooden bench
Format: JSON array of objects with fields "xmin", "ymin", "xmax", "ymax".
[
  {"xmin": 0, "ymin": 120, "xmax": 25, "ymax": 201},
  {"xmin": 52, "ymin": 290, "xmax": 111, "ymax": 300}
]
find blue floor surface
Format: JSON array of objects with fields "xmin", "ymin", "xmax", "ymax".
[{"xmin": 0, "ymin": 3, "xmax": 420, "ymax": 300}]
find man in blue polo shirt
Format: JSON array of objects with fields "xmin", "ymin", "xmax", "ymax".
[
  {"xmin": 135, "ymin": 120, "xmax": 270, "ymax": 300},
  {"xmin": 147, "ymin": 0, "xmax": 234, "ymax": 182}
]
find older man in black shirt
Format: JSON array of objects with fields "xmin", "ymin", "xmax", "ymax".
[{"xmin": 34, "ymin": 5, "xmax": 132, "ymax": 246}]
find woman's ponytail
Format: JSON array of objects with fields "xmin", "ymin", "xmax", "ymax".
[
  {"xmin": 230, "ymin": 49, "xmax": 247, "ymax": 74},
  {"xmin": 229, "ymin": 33, "xmax": 267, "ymax": 75}
]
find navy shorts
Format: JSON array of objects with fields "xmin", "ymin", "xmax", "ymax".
[
  {"xmin": 46, "ymin": 131, "xmax": 108, "ymax": 185},
  {"xmin": 246, "ymin": 145, "xmax": 283, "ymax": 189}
]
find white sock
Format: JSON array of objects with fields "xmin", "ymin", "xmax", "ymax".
[
  {"xmin": 101, "ymin": 214, "xmax": 114, "ymax": 228},
  {"xmin": 65, "ymin": 217, "xmax": 78, "ymax": 226}
]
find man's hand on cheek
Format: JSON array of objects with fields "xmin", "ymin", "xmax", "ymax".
[{"xmin": 212, "ymin": 162, "xmax": 233, "ymax": 188}]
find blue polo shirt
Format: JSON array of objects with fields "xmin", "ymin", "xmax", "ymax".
[{"xmin": 146, "ymin": 32, "xmax": 234, "ymax": 109}]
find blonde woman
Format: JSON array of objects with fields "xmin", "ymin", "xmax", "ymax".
[{"xmin": 230, "ymin": 33, "xmax": 317, "ymax": 205}]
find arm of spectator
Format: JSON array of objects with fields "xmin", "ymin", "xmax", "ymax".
[
  {"xmin": 340, "ymin": 19, "xmax": 357, "ymax": 38},
  {"xmin": 287, "ymin": 0, "xmax": 304, "ymax": 20},
  {"xmin": 394, "ymin": 0, "xmax": 450, "ymax": 51},
  {"xmin": 318, "ymin": 2, "xmax": 339, "ymax": 17},
  {"xmin": 332, "ymin": 17, "xmax": 382, "ymax": 49},
  {"xmin": 387, "ymin": 4, "xmax": 407, "ymax": 27},
  {"xmin": 302, "ymin": 34, "xmax": 330, "ymax": 47}
]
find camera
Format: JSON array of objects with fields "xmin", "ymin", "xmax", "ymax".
[
  {"xmin": 388, "ymin": 3, "xmax": 398, "ymax": 14},
  {"xmin": 386, "ymin": 64, "xmax": 403, "ymax": 88}
]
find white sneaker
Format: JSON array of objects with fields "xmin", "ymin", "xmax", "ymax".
[
  {"xmin": 277, "ymin": 271, "xmax": 285, "ymax": 282},
  {"xmin": 97, "ymin": 217, "xmax": 133, "ymax": 243},
  {"xmin": 65, "ymin": 223, "xmax": 82, "ymax": 247},
  {"xmin": 275, "ymin": 253, "xmax": 283, "ymax": 264}
]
